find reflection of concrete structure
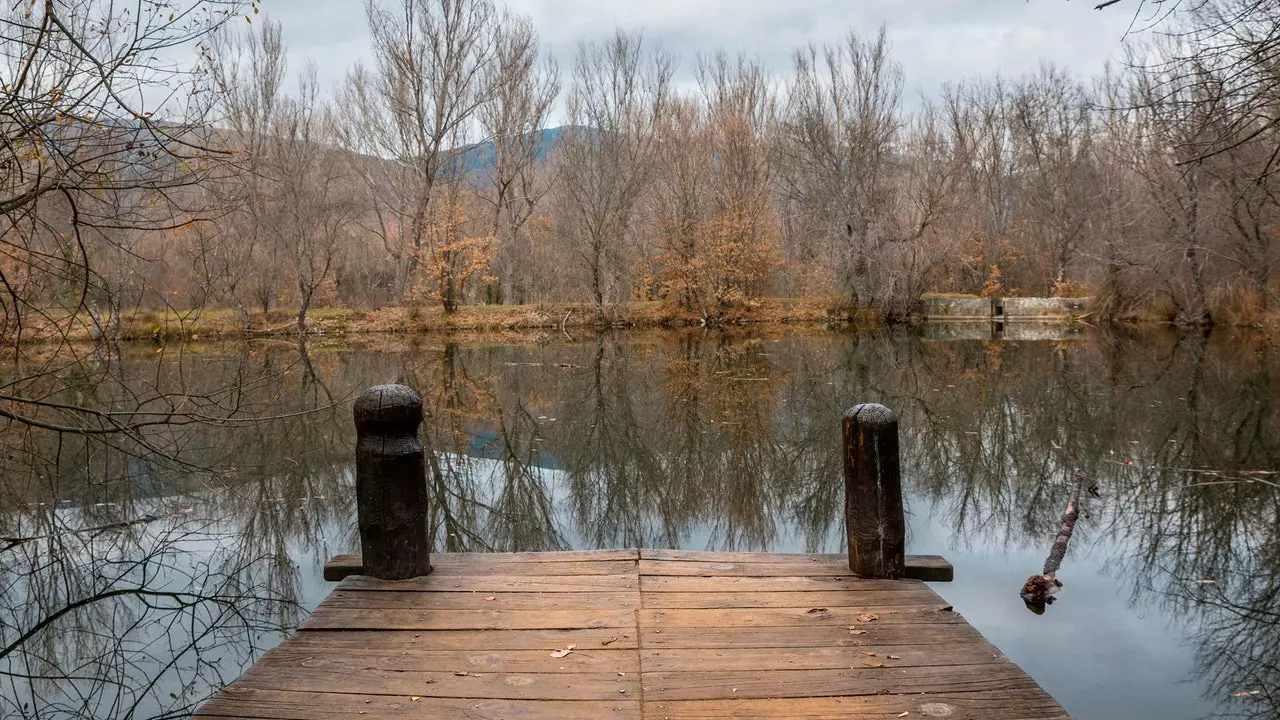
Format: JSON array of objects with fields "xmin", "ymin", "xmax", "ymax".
[
  {"xmin": 1001, "ymin": 322, "xmax": 1087, "ymax": 341},
  {"xmin": 920, "ymin": 321, "xmax": 1088, "ymax": 342},
  {"xmin": 919, "ymin": 322, "xmax": 999, "ymax": 341}
]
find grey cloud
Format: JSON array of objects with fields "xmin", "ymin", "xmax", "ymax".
[{"xmin": 268, "ymin": 0, "xmax": 1142, "ymax": 102}]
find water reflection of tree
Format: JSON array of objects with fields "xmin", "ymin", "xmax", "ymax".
[
  {"xmin": 10, "ymin": 330, "xmax": 1277, "ymax": 717},
  {"xmin": 0, "ymin": 342, "xmax": 366, "ymax": 718},
  {"xmin": 895, "ymin": 327, "xmax": 1280, "ymax": 718}
]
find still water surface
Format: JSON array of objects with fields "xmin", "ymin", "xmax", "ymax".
[{"xmin": 1, "ymin": 328, "xmax": 1276, "ymax": 719}]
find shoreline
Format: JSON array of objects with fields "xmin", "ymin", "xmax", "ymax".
[{"xmin": 5, "ymin": 297, "xmax": 1276, "ymax": 347}]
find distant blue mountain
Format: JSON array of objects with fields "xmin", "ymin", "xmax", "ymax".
[{"xmin": 447, "ymin": 126, "xmax": 566, "ymax": 178}]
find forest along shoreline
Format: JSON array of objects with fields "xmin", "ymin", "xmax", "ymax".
[{"xmin": 24, "ymin": 295, "xmax": 1280, "ymax": 345}]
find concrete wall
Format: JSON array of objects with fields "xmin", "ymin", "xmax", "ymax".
[
  {"xmin": 920, "ymin": 297, "xmax": 993, "ymax": 319},
  {"xmin": 999, "ymin": 297, "xmax": 1089, "ymax": 319},
  {"xmin": 922, "ymin": 296, "xmax": 1090, "ymax": 320}
]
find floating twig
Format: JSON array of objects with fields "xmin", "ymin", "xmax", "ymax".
[{"xmin": 1021, "ymin": 471, "xmax": 1085, "ymax": 613}]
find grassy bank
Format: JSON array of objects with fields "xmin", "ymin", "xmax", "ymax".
[{"xmin": 25, "ymin": 297, "xmax": 874, "ymax": 344}]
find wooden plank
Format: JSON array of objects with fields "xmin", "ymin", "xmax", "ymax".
[
  {"xmin": 338, "ymin": 573, "xmax": 637, "ymax": 593},
  {"xmin": 640, "ymin": 643, "xmax": 1006, "ymax": 672},
  {"xmin": 905, "ymin": 554, "xmax": 955, "ymax": 582},
  {"xmin": 325, "ymin": 590, "xmax": 639, "ymax": 611},
  {"xmin": 641, "ymin": 550, "xmax": 849, "ymax": 563},
  {"xmin": 423, "ymin": 559, "xmax": 638, "ymax": 576},
  {"xmin": 198, "ymin": 687, "xmax": 639, "ymax": 718},
  {"xmin": 640, "ymin": 623, "xmax": 985, "ymax": 649},
  {"xmin": 640, "ymin": 559, "xmax": 853, "ymax": 577},
  {"xmin": 257, "ymin": 646, "xmax": 639, "ymax": 675},
  {"xmin": 282, "ymin": 628, "xmax": 640, "ymax": 651},
  {"xmin": 239, "ymin": 663, "xmax": 638, "ymax": 701},
  {"xmin": 642, "ymin": 663, "xmax": 1047, "ymax": 701},
  {"xmin": 640, "ymin": 574, "xmax": 932, "ymax": 593},
  {"xmin": 301, "ymin": 607, "xmax": 637, "ymax": 631},
  {"xmin": 642, "ymin": 589, "xmax": 936, "ymax": 609},
  {"xmin": 327, "ymin": 551, "xmax": 640, "ymax": 581},
  {"xmin": 638, "ymin": 606, "xmax": 962, "ymax": 629},
  {"xmin": 640, "ymin": 692, "xmax": 1070, "ymax": 719},
  {"xmin": 638, "ymin": 551, "xmax": 952, "ymax": 582}
]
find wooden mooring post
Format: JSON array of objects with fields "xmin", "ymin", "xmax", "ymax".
[
  {"xmin": 844, "ymin": 403, "xmax": 909, "ymax": 580},
  {"xmin": 350, "ymin": 383, "xmax": 432, "ymax": 580}
]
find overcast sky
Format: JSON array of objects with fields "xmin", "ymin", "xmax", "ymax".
[{"xmin": 262, "ymin": 0, "xmax": 1149, "ymax": 114}]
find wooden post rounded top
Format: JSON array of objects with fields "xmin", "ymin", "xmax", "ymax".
[
  {"xmin": 354, "ymin": 384, "xmax": 423, "ymax": 429},
  {"xmin": 843, "ymin": 403, "xmax": 896, "ymax": 426}
]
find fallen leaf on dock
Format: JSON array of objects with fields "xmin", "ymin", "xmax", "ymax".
[
  {"xmin": 848, "ymin": 628, "xmax": 868, "ymax": 635},
  {"xmin": 410, "ymin": 697, "xmax": 420, "ymax": 702},
  {"xmin": 888, "ymin": 655, "xmax": 902, "ymax": 660},
  {"xmin": 485, "ymin": 596, "xmax": 496, "ymax": 600},
  {"xmin": 856, "ymin": 613, "xmax": 879, "ymax": 623},
  {"xmin": 454, "ymin": 671, "xmax": 469, "ymax": 676},
  {"xmin": 898, "ymin": 712, "xmax": 910, "ymax": 717},
  {"xmin": 550, "ymin": 644, "xmax": 576, "ymax": 658},
  {"xmin": 865, "ymin": 662, "xmax": 886, "ymax": 668},
  {"xmin": 860, "ymin": 651, "xmax": 877, "ymax": 656},
  {"xmin": 601, "ymin": 634, "xmax": 627, "ymax": 646}
]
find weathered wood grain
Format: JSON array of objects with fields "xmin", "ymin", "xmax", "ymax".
[
  {"xmin": 282, "ymin": 628, "xmax": 640, "ymax": 651},
  {"xmin": 301, "ymin": 607, "xmax": 637, "ymax": 631},
  {"xmin": 640, "ymin": 643, "xmax": 1005, "ymax": 672},
  {"xmin": 339, "ymin": 573, "xmax": 637, "ymax": 593},
  {"xmin": 641, "ymin": 692, "xmax": 1071, "ymax": 719},
  {"xmin": 638, "ymin": 606, "xmax": 962, "ymax": 629},
  {"xmin": 325, "ymin": 549, "xmax": 639, "ymax": 582},
  {"xmin": 642, "ymin": 663, "xmax": 1045, "ymax": 701},
  {"xmin": 642, "ymin": 589, "xmax": 933, "ymax": 609},
  {"xmin": 198, "ymin": 687, "xmax": 640, "ymax": 719},
  {"xmin": 639, "ymin": 623, "xmax": 986, "ymax": 649},
  {"xmin": 640, "ymin": 574, "xmax": 918, "ymax": 593},
  {"xmin": 325, "ymin": 589, "xmax": 639, "ymax": 610},
  {"xmin": 255, "ymin": 646, "xmax": 639, "ymax": 674}
]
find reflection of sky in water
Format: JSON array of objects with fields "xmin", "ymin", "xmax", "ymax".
[{"xmin": 908, "ymin": 501, "xmax": 1212, "ymax": 720}]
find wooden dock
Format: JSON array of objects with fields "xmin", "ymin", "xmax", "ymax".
[
  {"xmin": 195, "ymin": 386, "xmax": 1071, "ymax": 719},
  {"xmin": 197, "ymin": 549, "xmax": 1069, "ymax": 719}
]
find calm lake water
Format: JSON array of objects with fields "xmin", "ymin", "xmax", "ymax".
[{"xmin": 2, "ymin": 327, "xmax": 1277, "ymax": 719}]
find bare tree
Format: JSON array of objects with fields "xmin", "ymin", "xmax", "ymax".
[
  {"xmin": 556, "ymin": 29, "xmax": 674, "ymax": 319},
  {"xmin": 477, "ymin": 13, "xmax": 559, "ymax": 305},
  {"xmin": 270, "ymin": 68, "xmax": 355, "ymax": 333},
  {"xmin": 206, "ymin": 17, "xmax": 288, "ymax": 320},
  {"xmin": 651, "ymin": 96, "xmax": 711, "ymax": 311},
  {"xmin": 778, "ymin": 27, "xmax": 903, "ymax": 308},
  {"xmin": 336, "ymin": 0, "xmax": 497, "ymax": 304},
  {"xmin": 1009, "ymin": 64, "xmax": 1098, "ymax": 292},
  {"xmin": 1128, "ymin": 44, "xmax": 1216, "ymax": 325}
]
